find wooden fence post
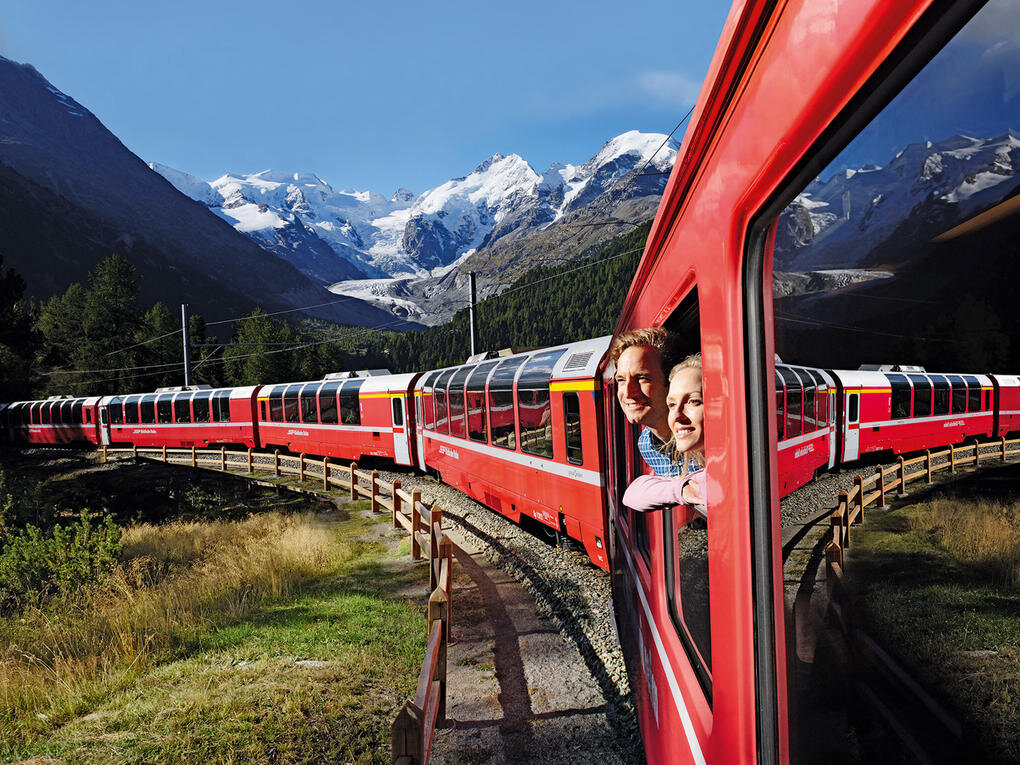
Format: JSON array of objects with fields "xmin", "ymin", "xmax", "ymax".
[
  {"xmin": 162, "ymin": 445, "xmax": 167, "ymax": 463},
  {"xmin": 392, "ymin": 480, "xmax": 402, "ymax": 529},
  {"xmin": 428, "ymin": 588, "xmax": 448, "ymax": 724},
  {"xmin": 950, "ymin": 444, "xmax": 956, "ymax": 474},
  {"xmin": 322, "ymin": 457, "xmax": 330, "ymax": 490},
  {"xmin": 876, "ymin": 465, "xmax": 886, "ymax": 508},
  {"xmin": 192, "ymin": 446, "xmax": 197, "ymax": 467},
  {"xmin": 825, "ymin": 542, "xmax": 843, "ymax": 596},
  {"xmin": 429, "ymin": 505, "xmax": 442, "ymax": 590},
  {"xmin": 274, "ymin": 449, "xmax": 281, "ymax": 477},
  {"xmin": 371, "ymin": 470, "xmax": 380, "ymax": 512},
  {"xmin": 411, "ymin": 499, "xmax": 422, "ymax": 561},
  {"xmin": 853, "ymin": 476, "xmax": 864, "ymax": 530},
  {"xmin": 974, "ymin": 441, "xmax": 981, "ymax": 468},
  {"xmin": 221, "ymin": 445, "xmax": 226, "ymax": 471},
  {"xmin": 103, "ymin": 445, "xmax": 108, "ymax": 463},
  {"xmin": 349, "ymin": 461, "xmax": 358, "ymax": 499},
  {"xmin": 132, "ymin": 444, "xmax": 138, "ymax": 460},
  {"xmin": 391, "ymin": 702, "xmax": 423, "ymax": 765},
  {"xmin": 1002, "ymin": 437, "xmax": 1008, "ymax": 462},
  {"xmin": 836, "ymin": 491, "xmax": 848, "ymax": 548},
  {"xmin": 897, "ymin": 457, "xmax": 906, "ymax": 496},
  {"xmin": 248, "ymin": 447, "xmax": 253, "ymax": 474},
  {"xmin": 299, "ymin": 453, "xmax": 306, "ymax": 483},
  {"xmin": 925, "ymin": 450, "xmax": 932, "ymax": 483}
]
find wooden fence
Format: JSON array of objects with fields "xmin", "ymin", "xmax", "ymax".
[
  {"xmin": 100, "ymin": 444, "xmax": 454, "ymax": 764},
  {"xmin": 820, "ymin": 435, "xmax": 1020, "ymax": 758}
]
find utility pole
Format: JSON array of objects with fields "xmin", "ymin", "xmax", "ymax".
[
  {"xmin": 468, "ymin": 271, "xmax": 478, "ymax": 358},
  {"xmin": 181, "ymin": 303, "xmax": 192, "ymax": 387}
]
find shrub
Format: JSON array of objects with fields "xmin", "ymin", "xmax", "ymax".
[{"xmin": 0, "ymin": 511, "xmax": 121, "ymax": 612}]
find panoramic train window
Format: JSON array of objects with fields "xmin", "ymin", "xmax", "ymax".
[
  {"xmin": 193, "ymin": 392, "xmax": 211, "ymax": 423},
  {"xmin": 447, "ymin": 366, "xmax": 473, "ymax": 439},
  {"xmin": 340, "ymin": 380, "xmax": 363, "ymax": 425},
  {"xmin": 122, "ymin": 396, "xmax": 138, "ymax": 425},
  {"xmin": 107, "ymin": 398, "xmax": 122, "ymax": 425},
  {"xmin": 466, "ymin": 362, "xmax": 497, "ymax": 443},
  {"xmin": 768, "ymin": 4, "xmax": 1019, "ymax": 761},
  {"xmin": 776, "ymin": 372, "xmax": 786, "ymax": 440},
  {"xmin": 300, "ymin": 383, "xmax": 319, "ymax": 423},
  {"xmin": 283, "ymin": 385, "xmax": 301, "ymax": 423},
  {"xmin": 140, "ymin": 395, "xmax": 156, "ymax": 424},
  {"xmin": 433, "ymin": 369, "xmax": 454, "ymax": 435},
  {"xmin": 318, "ymin": 382, "xmax": 340, "ymax": 424},
  {"xmin": 72, "ymin": 401, "xmax": 83, "ymax": 424},
  {"xmin": 517, "ymin": 349, "xmax": 565, "ymax": 459},
  {"xmin": 563, "ymin": 392, "xmax": 583, "ymax": 465},
  {"xmin": 212, "ymin": 391, "xmax": 232, "ymax": 423},
  {"xmin": 268, "ymin": 387, "xmax": 284, "ymax": 422},
  {"xmin": 156, "ymin": 396, "xmax": 173, "ymax": 424},
  {"xmin": 174, "ymin": 393, "xmax": 193, "ymax": 424},
  {"xmin": 419, "ymin": 371, "xmax": 438, "ymax": 430},
  {"xmin": 489, "ymin": 357, "xmax": 524, "ymax": 449}
]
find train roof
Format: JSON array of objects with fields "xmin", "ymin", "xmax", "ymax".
[
  {"xmin": 421, "ymin": 336, "xmax": 612, "ymax": 381},
  {"xmin": 830, "ymin": 369, "xmax": 993, "ymax": 386}
]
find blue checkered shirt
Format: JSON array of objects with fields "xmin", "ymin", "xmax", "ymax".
[{"xmin": 637, "ymin": 427, "xmax": 701, "ymax": 477}]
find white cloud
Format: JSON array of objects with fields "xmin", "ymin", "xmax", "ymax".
[{"xmin": 634, "ymin": 70, "xmax": 701, "ymax": 107}]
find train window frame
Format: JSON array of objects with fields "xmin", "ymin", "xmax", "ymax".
[
  {"xmin": 887, "ymin": 373, "xmax": 912, "ymax": 419},
  {"xmin": 432, "ymin": 370, "xmax": 454, "ymax": 435},
  {"xmin": 742, "ymin": 3, "xmax": 990, "ymax": 755},
  {"xmin": 447, "ymin": 366, "xmax": 473, "ymax": 439},
  {"xmin": 965, "ymin": 375, "xmax": 981, "ymax": 412},
  {"xmin": 59, "ymin": 401, "xmax": 72, "ymax": 425},
  {"xmin": 174, "ymin": 393, "xmax": 194, "ymax": 424},
  {"xmin": 193, "ymin": 392, "xmax": 212, "ymax": 423},
  {"xmin": 121, "ymin": 397, "xmax": 139, "ymax": 425},
  {"xmin": 392, "ymin": 396, "xmax": 403, "ymax": 427},
  {"xmin": 212, "ymin": 391, "xmax": 232, "ymax": 423},
  {"xmin": 488, "ymin": 357, "xmax": 526, "ymax": 450},
  {"xmin": 268, "ymin": 387, "xmax": 284, "ymax": 422},
  {"xmin": 949, "ymin": 374, "xmax": 967, "ymax": 413},
  {"xmin": 908, "ymin": 374, "xmax": 933, "ymax": 418},
  {"xmin": 420, "ymin": 371, "xmax": 439, "ymax": 431},
  {"xmin": 517, "ymin": 349, "xmax": 566, "ymax": 460},
  {"xmin": 318, "ymin": 382, "xmax": 340, "ymax": 425},
  {"xmin": 931, "ymin": 375, "xmax": 950, "ymax": 416},
  {"xmin": 72, "ymin": 401, "xmax": 84, "ymax": 425},
  {"xmin": 299, "ymin": 383, "xmax": 320, "ymax": 424},
  {"xmin": 140, "ymin": 395, "xmax": 157, "ymax": 424},
  {"xmin": 156, "ymin": 395, "xmax": 173, "ymax": 424},
  {"xmin": 283, "ymin": 385, "xmax": 302, "ymax": 424},
  {"xmin": 107, "ymin": 398, "xmax": 123, "ymax": 425},
  {"xmin": 779, "ymin": 368, "xmax": 803, "ymax": 437},
  {"xmin": 340, "ymin": 379, "xmax": 364, "ymax": 426},
  {"xmin": 466, "ymin": 361, "xmax": 497, "ymax": 444},
  {"xmin": 562, "ymin": 391, "xmax": 583, "ymax": 465},
  {"xmin": 775, "ymin": 371, "xmax": 786, "ymax": 441}
]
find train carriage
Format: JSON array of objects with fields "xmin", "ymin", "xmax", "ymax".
[
  {"xmin": 256, "ymin": 372, "xmax": 419, "ymax": 466},
  {"xmin": 990, "ymin": 373, "xmax": 1020, "ymax": 436},
  {"xmin": 415, "ymin": 337, "xmax": 611, "ymax": 570},
  {"xmin": 775, "ymin": 364, "xmax": 836, "ymax": 496},
  {"xmin": 98, "ymin": 386, "xmax": 259, "ymax": 449},
  {"xmin": 3, "ymin": 396, "xmax": 101, "ymax": 446},
  {"xmin": 829, "ymin": 368, "xmax": 994, "ymax": 462}
]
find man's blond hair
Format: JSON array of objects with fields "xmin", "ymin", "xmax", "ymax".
[{"xmin": 609, "ymin": 327, "xmax": 680, "ymax": 373}]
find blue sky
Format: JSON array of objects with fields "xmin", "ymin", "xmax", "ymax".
[{"xmin": 0, "ymin": 1, "xmax": 730, "ymax": 196}]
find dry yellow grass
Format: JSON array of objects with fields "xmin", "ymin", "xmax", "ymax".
[
  {"xmin": 0, "ymin": 512, "xmax": 350, "ymax": 736},
  {"xmin": 908, "ymin": 497, "xmax": 1020, "ymax": 586}
]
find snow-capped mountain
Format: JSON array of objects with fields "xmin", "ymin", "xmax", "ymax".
[
  {"xmin": 775, "ymin": 131, "xmax": 1020, "ymax": 271},
  {"xmin": 153, "ymin": 130, "xmax": 679, "ymax": 287}
]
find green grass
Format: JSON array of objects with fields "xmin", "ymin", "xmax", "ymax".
[
  {"xmin": 851, "ymin": 498, "xmax": 1020, "ymax": 763},
  {"xmin": 1, "ymin": 507, "xmax": 428, "ymax": 764}
]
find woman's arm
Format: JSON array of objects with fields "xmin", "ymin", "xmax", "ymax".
[{"xmin": 623, "ymin": 469, "xmax": 706, "ymax": 513}]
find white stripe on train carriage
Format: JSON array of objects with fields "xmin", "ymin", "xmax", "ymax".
[
  {"xmin": 777, "ymin": 427, "xmax": 831, "ymax": 451},
  {"xmin": 861, "ymin": 410, "xmax": 993, "ymax": 429},
  {"xmin": 619, "ymin": 537, "xmax": 707, "ymax": 765},
  {"xmin": 260, "ymin": 422, "xmax": 394, "ymax": 434},
  {"xmin": 109, "ymin": 422, "xmax": 253, "ymax": 429},
  {"xmin": 424, "ymin": 430, "xmax": 603, "ymax": 487}
]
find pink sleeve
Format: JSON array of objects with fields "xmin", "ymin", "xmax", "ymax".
[{"xmin": 623, "ymin": 474, "xmax": 686, "ymax": 512}]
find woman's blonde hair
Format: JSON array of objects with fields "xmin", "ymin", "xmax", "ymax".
[{"xmin": 667, "ymin": 352, "xmax": 703, "ymax": 475}]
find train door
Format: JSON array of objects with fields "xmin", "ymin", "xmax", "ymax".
[
  {"xmin": 828, "ymin": 389, "xmax": 837, "ymax": 468},
  {"xmin": 98, "ymin": 404, "xmax": 111, "ymax": 446},
  {"xmin": 842, "ymin": 390, "xmax": 860, "ymax": 462},
  {"xmin": 391, "ymin": 395, "xmax": 411, "ymax": 465}
]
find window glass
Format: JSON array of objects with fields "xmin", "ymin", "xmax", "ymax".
[
  {"xmin": 392, "ymin": 397, "xmax": 403, "ymax": 426},
  {"xmin": 59, "ymin": 401, "xmax": 72, "ymax": 424},
  {"xmin": 466, "ymin": 362, "xmax": 497, "ymax": 443},
  {"xmin": 909, "ymin": 375, "xmax": 932, "ymax": 417},
  {"xmin": 318, "ymin": 382, "xmax": 340, "ymax": 424},
  {"xmin": 156, "ymin": 395, "xmax": 173, "ymax": 424},
  {"xmin": 949, "ymin": 374, "xmax": 967, "ymax": 413},
  {"xmin": 107, "ymin": 398, "xmax": 123, "ymax": 425},
  {"xmin": 488, "ymin": 358, "xmax": 525, "ymax": 449},
  {"xmin": 888, "ymin": 374, "xmax": 912, "ymax": 419},
  {"xmin": 260, "ymin": 400, "xmax": 267, "ymax": 421},
  {"xmin": 433, "ymin": 370, "xmax": 454, "ymax": 434},
  {"xmin": 122, "ymin": 396, "xmax": 138, "ymax": 424},
  {"xmin": 447, "ymin": 366, "xmax": 473, "ymax": 438},
  {"xmin": 931, "ymin": 375, "xmax": 950, "ymax": 416},
  {"xmin": 769, "ymin": 6, "xmax": 1020, "ymax": 759},
  {"xmin": 340, "ymin": 379, "xmax": 364, "ymax": 425},
  {"xmin": 72, "ymin": 401, "xmax": 83, "ymax": 425},
  {"xmin": 779, "ymin": 368, "xmax": 802, "ymax": 437},
  {"xmin": 212, "ymin": 391, "xmax": 232, "ymax": 423},
  {"xmin": 193, "ymin": 392, "xmax": 211, "ymax": 423},
  {"xmin": 420, "ymin": 371, "xmax": 438, "ymax": 430},
  {"xmin": 283, "ymin": 385, "xmax": 301, "ymax": 423},
  {"xmin": 140, "ymin": 395, "xmax": 157, "ymax": 424},
  {"xmin": 563, "ymin": 392, "xmax": 583, "ymax": 465},
  {"xmin": 269, "ymin": 387, "xmax": 284, "ymax": 422},
  {"xmin": 802, "ymin": 379, "xmax": 816, "ymax": 429},
  {"xmin": 174, "ymin": 393, "xmax": 193, "ymax": 424},
  {"xmin": 517, "ymin": 350, "xmax": 565, "ymax": 458},
  {"xmin": 300, "ymin": 383, "xmax": 319, "ymax": 423},
  {"xmin": 775, "ymin": 371, "xmax": 786, "ymax": 440},
  {"xmin": 965, "ymin": 375, "xmax": 981, "ymax": 412}
]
